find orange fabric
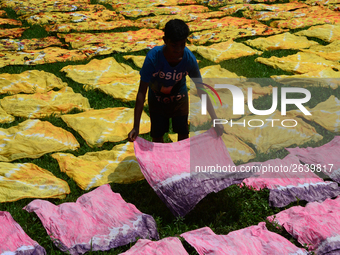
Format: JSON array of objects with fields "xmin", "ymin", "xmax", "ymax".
[
  {"xmin": 0, "ymin": 27, "xmax": 28, "ymax": 38},
  {"xmin": 0, "ymin": 37, "xmax": 64, "ymax": 51}
]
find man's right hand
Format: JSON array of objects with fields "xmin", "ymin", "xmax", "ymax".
[{"xmin": 128, "ymin": 128, "xmax": 139, "ymax": 142}]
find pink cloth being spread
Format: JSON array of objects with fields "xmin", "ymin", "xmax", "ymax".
[
  {"xmin": 286, "ymin": 136, "xmax": 340, "ymax": 184},
  {"xmin": 120, "ymin": 237, "xmax": 188, "ymax": 255},
  {"xmin": 0, "ymin": 211, "xmax": 46, "ymax": 255},
  {"xmin": 134, "ymin": 128, "xmax": 252, "ymax": 217},
  {"xmin": 268, "ymin": 196, "xmax": 340, "ymax": 254},
  {"xmin": 180, "ymin": 222, "xmax": 307, "ymax": 255},
  {"xmin": 23, "ymin": 184, "xmax": 159, "ymax": 255},
  {"xmin": 238, "ymin": 154, "xmax": 340, "ymax": 207}
]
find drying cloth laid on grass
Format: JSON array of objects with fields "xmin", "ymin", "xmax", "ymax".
[
  {"xmin": 1, "ymin": 0, "xmax": 90, "ymax": 8},
  {"xmin": 286, "ymin": 136, "xmax": 340, "ymax": 183},
  {"xmin": 195, "ymin": 40, "xmax": 262, "ymax": 63},
  {"xmin": 24, "ymin": 184, "xmax": 159, "ymax": 255},
  {"xmin": 134, "ymin": 128, "xmax": 252, "ymax": 217},
  {"xmin": 238, "ymin": 154, "xmax": 340, "ymax": 207},
  {"xmin": 255, "ymin": 52, "xmax": 340, "ymax": 74},
  {"xmin": 0, "ymin": 106, "xmax": 14, "ymax": 123},
  {"xmin": 52, "ymin": 142, "xmax": 143, "ymax": 190},
  {"xmin": 61, "ymin": 107, "xmax": 150, "ymax": 147},
  {"xmin": 295, "ymin": 24, "xmax": 340, "ymax": 43},
  {"xmin": 120, "ymin": 237, "xmax": 188, "ymax": 255},
  {"xmin": 267, "ymin": 196, "xmax": 340, "ymax": 254},
  {"xmin": 0, "ymin": 162, "xmax": 70, "ymax": 202},
  {"xmin": 111, "ymin": 0, "xmax": 196, "ymax": 9},
  {"xmin": 224, "ymin": 111, "xmax": 323, "ymax": 153},
  {"xmin": 0, "ymin": 17, "xmax": 21, "ymax": 26},
  {"xmin": 0, "ymin": 119, "xmax": 79, "ymax": 162},
  {"xmin": 301, "ymin": 40, "xmax": 340, "ymax": 61},
  {"xmin": 0, "ymin": 27, "xmax": 28, "ymax": 38},
  {"xmin": 180, "ymin": 223, "xmax": 308, "ymax": 255},
  {"xmin": 0, "ymin": 36, "xmax": 64, "ymax": 51},
  {"xmin": 220, "ymin": 2, "xmax": 309, "ymax": 13},
  {"xmin": 0, "ymin": 211, "xmax": 46, "ymax": 255},
  {"xmin": 0, "ymin": 69, "xmax": 67, "ymax": 94},
  {"xmin": 0, "ymin": 87, "xmax": 91, "ymax": 118},
  {"xmin": 61, "ymin": 57, "xmax": 140, "ymax": 101},
  {"xmin": 244, "ymin": 33, "xmax": 318, "ymax": 51},
  {"xmin": 123, "ymin": 55, "xmax": 145, "ymax": 68},
  {"xmin": 206, "ymin": 0, "xmax": 251, "ymax": 7},
  {"xmin": 0, "ymin": 10, "xmax": 6, "ymax": 17}
]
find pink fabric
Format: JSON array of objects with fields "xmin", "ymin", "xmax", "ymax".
[
  {"xmin": 120, "ymin": 237, "xmax": 188, "ymax": 255},
  {"xmin": 180, "ymin": 223, "xmax": 307, "ymax": 255},
  {"xmin": 238, "ymin": 154, "xmax": 340, "ymax": 207},
  {"xmin": 286, "ymin": 136, "xmax": 340, "ymax": 183},
  {"xmin": 0, "ymin": 211, "xmax": 46, "ymax": 255},
  {"xmin": 23, "ymin": 184, "xmax": 159, "ymax": 255},
  {"xmin": 134, "ymin": 128, "xmax": 251, "ymax": 216},
  {"xmin": 268, "ymin": 196, "xmax": 340, "ymax": 254}
]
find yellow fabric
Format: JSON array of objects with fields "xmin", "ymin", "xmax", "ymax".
[
  {"xmin": 0, "ymin": 27, "xmax": 28, "ymax": 39},
  {"xmin": 294, "ymin": 24, "xmax": 340, "ymax": 43},
  {"xmin": 52, "ymin": 142, "xmax": 144, "ymax": 190},
  {"xmin": 0, "ymin": 87, "xmax": 91, "ymax": 118},
  {"xmin": 255, "ymin": 52, "xmax": 340, "ymax": 74},
  {"xmin": 0, "ymin": 70, "xmax": 67, "ymax": 94},
  {"xmin": 61, "ymin": 107, "xmax": 150, "ymax": 147},
  {"xmin": 224, "ymin": 111, "xmax": 323, "ymax": 153},
  {"xmin": 0, "ymin": 18, "xmax": 21, "ymax": 26},
  {"xmin": 196, "ymin": 40, "xmax": 263, "ymax": 63},
  {"xmin": 0, "ymin": 162, "xmax": 70, "ymax": 202},
  {"xmin": 0, "ymin": 37, "xmax": 64, "ymax": 51},
  {"xmin": 244, "ymin": 33, "xmax": 318, "ymax": 51},
  {"xmin": 208, "ymin": 0, "xmax": 249, "ymax": 6},
  {"xmin": 305, "ymin": 0, "xmax": 340, "ymax": 5},
  {"xmin": 112, "ymin": 0, "xmax": 196, "ymax": 9},
  {"xmin": 0, "ymin": 106, "xmax": 14, "ymax": 124},
  {"xmin": 0, "ymin": 119, "xmax": 79, "ymax": 162},
  {"xmin": 220, "ymin": 3, "xmax": 309, "ymax": 14},
  {"xmin": 123, "ymin": 55, "xmax": 145, "ymax": 68},
  {"xmin": 301, "ymin": 40, "xmax": 340, "ymax": 61},
  {"xmin": 2, "ymin": 0, "xmax": 90, "ymax": 8},
  {"xmin": 0, "ymin": 10, "xmax": 6, "ymax": 17}
]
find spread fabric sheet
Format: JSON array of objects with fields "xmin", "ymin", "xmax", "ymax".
[
  {"xmin": 61, "ymin": 107, "xmax": 150, "ymax": 147},
  {"xmin": 0, "ymin": 27, "xmax": 28, "ymax": 38},
  {"xmin": 0, "ymin": 17, "xmax": 21, "ymax": 26},
  {"xmin": 134, "ymin": 128, "xmax": 251, "ymax": 217},
  {"xmin": 294, "ymin": 24, "xmax": 340, "ymax": 43},
  {"xmin": 24, "ymin": 184, "xmax": 159, "ymax": 254},
  {"xmin": 220, "ymin": 2, "xmax": 309, "ymax": 13},
  {"xmin": 0, "ymin": 211, "xmax": 46, "ymax": 255},
  {"xmin": 301, "ymin": 40, "xmax": 340, "ymax": 61},
  {"xmin": 0, "ymin": 162, "xmax": 70, "ymax": 202},
  {"xmin": 123, "ymin": 55, "xmax": 145, "ymax": 68},
  {"xmin": 267, "ymin": 196, "xmax": 340, "ymax": 254},
  {"xmin": 238, "ymin": 154, "xmax": 340, "ymax": 207},
  {"xmin": 180, "ymin": 223, "xmax": 308, "ymax": 255},
  {"xmin": 0, "ymin": 119, "xmax": 79, "ymax": 162},
  {"xmin": 0, "ymin": 106, "xmax": 14, "ymax": 123},
  {"xmin": 110, "ymin": 0, "xmax": 196, "ymax": 9},
  {"xmin": 0, "ymin": 70, "xmax": 67, "ymax": 94},
  {"xmin": 52, "ymin": 142, "xmax": 144, "ymax": 190},
  {"xmin": 0, "ymin": 36, "xmax": 64, "ymax": 51}
]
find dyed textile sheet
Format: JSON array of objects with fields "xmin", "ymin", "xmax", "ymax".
[
  {"xmin": 0, "ymin": 162, "xmax": 70, "ymax": 202},
  {"xmin": 329, "ymin": 4, "xmax": 340, "ymax": 10},
  {"xmin": 121, "ymin": 237, "xmax": 188, "ymax": 255},
  {"xmin": 267, "ymin": 196, "xmax": 340, "ymax": 254},
  {"xmin": 195, "ymin": 41, "xmax": 262, "ymax": 63},
  {"xmin": 255, "ymin": 52, "xmax": 340, "ymax": 74},
  {"xmin": 119, "ymin": 5, "xmax": 209, "ymax": 18},
  {"xmin": 286, "ymin": 136, "xmax": 340, "ymax": 183},
  {"xmin": 58, "ymin": 29, "xmax": 163, "ymax": 49},
  {"xmin": 0, "ymin": 211, "xmax": 46, "ymax": 255},
  {"xmin": 123, "ymin": 55, "xmax": 145, "ymax": 68},
  {"xmin": 61, "ymin": 107, "xmax": 150, "ymax": 147},
  {"xmin": 0, "ymin": 106, "xmax": 14, "ymax": 123},
  {"xmin": 224, "ymin": 111, "xmax": 323, "ymax": 153},
  {"xmin": 134, "ymin": 128, "xmax": 252, "ymax": 217},
  {"xmin": 181, "ymin": 223, "xmax": 308, "ymax": 255},
  {"xmin": 13, "ymin": 4, "xmax": 105, "ymax": 15},
  {"xmin": 1, "ymin": 0, "xmax": 90, "ymax": 8},
  {"xmin": 295, "ymin": 24, "xmax": 340, "ymax": 43},
  {"xmin": 207, "ymin": 0, "xmax": 251, "ymax": 7},
  {"xmin": 0, "ymin": 27, "xmax": 28, "ymax": 38},
  {"xmin": 0, "ymin": 87, "xmax": 91, "ymax": 118},
  {"xmin": 306, "ymin": 0, "xmax": 340, "ymax": 5},
  {"xmin": 0, "ymin": 119, "xmax": 79, "ymax": 162},
  {"xmin": 0, "ymin": 70, "xmax": 67, "ymax": 94},
  {"xmin": 220, "ymin": 2, "xmax": 309, "ymax": 13},
  {"xmin": 0, "ymin": 36, "xmax": 64, "ymax": 51},
  {"xmin": 0, "ymin": 10, "xmax": 6, "ymax": 17},
  {"xmin": 61, "ymin": 57, "xmax": 140, "ymax": 101},
  {"xmin": 238, "ymin": 154, "xmax": 340, "ymax": 207},
  {"xmin": 112, "ymin": 0, "xmax": 196, "ymax": 9},
  {"xmin": 301, "ymin": 40, "xmax": 340, "ymax": 61},
  {"xmin": 0, "ymin": 17, "xmax": 21, "ymax": 26},
  {"xmin": 244, "ymin": 33, "xmax": 318, "ymax": 51},
  {"xmin": 52, "ymin": 142, "xmax": 143, "ymax": 190},
  {"xmin": 24, "ymin": 184, "xmax": 159, "ymax": 254}
]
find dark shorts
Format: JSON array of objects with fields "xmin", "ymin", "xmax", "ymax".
[{"xmin": 150, "ymin": 113, "xmax": 189, "ymax": 138}]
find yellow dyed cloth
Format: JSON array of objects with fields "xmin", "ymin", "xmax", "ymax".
[
  {"xmin": 208, "ymin": 0, "xmax": 250, "ymax": 7},
  {"xmin": 255, "ymin": 52, "xmax": 340, "ymax": 74},
  {"xmin": 45, "ymin": 20, "xmax": 142, "ymax": 33},
  {"xmin": 0, "ymin": 27, "xmax": 28, "ymax": 39},
  {"xmin": 0, "ymin": 87, "xmax": 91, "ymax": 118},
  {"xmin": 52, "ymin": 142, "xmax": 143, "ymax": 190},
  {"xmin": 112, "ymin": 0, "xmax": 196, "ymax": 9},
  {"xmin": 301, "ymin": 40, "xmax": 340, "ymax": 61},
  {"xmin": 61, "ymin": 107, "xmax": 150, "ymax": 147},
  {"xmin": 196, "ymin": 41, "xmax": 263, "ymax": 63},
  {"xmin": 329, "ymin": 4, "xmax": 340, "ymax": 11},
  {"xmin": 0, "ymin": 119, "xmax": 79, "ymax": 162},
  {"xmin": 295, "ymin": 24, "xmax": 340, "ymax": 43},
  {"xmin": 0, "ymin": 106, "xmax": 14, "ymax": 124},
  {"xmin": 58, "ymin": 29, "xmax": 163, "ymax": 49},
  {"xmin": 0, "ymin": 10, "xmax": 6, "ymax": 17},
  {"xmin": 224, "ymin": 111, "xmax": 323, "ymax": 153},
  {"xmin": 244, "ymin": 33, "xmax": 318, "ymax": 51},
  {"xmin": 123, "ymin": 55, "xmax": 145, "ymax": 68},
  {"xmin": 0, "ymin": 162, "xmax": 70, "ymax": 202},
  {"xmin": 0, "ymin": 70, "xmax": 66, "ymax": 94},
  {"xmin": 0, "ymin": 37, "xmax": 64, "ymax": 51},
  {"xmin": 0, "ymin": 47, "xmax": 94, "ymax": 68},
  {"xmin": 119, "ymin": 5, "xmax": 209, "ymax": 18},
  {"xmin": 13, "ymin": 4, "xmax": 105, "ymax": 15},
  {"xmin": 305, "ymin": 0, "xmax": 340, "ymax": 5},
  {"xmin": 2, "ymin": 0, "xmax": 90, "ymax": 8},
  {"xmin": 0, "ymin": 18, "xmax": 21, "ymax": 26}
]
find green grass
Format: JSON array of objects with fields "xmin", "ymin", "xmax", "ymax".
[{"xmin": 0, "ymin": 1, "xmax": 338, "ymax": 254}]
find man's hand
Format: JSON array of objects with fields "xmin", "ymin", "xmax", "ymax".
[
  {"xmin": 128, "ymin": 128, "xmax": 139, "ymax": 142},
  {"xmin": 214, "ymin": 123, "xmax": 224, "ymax": 137}
]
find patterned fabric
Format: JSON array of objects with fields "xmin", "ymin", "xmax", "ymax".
[
  {"xmin": 295, "ymin": 24, "xmax": 340, "ymax": 42},
  {"xmin": 0, "ymin": 27, "xmax": 28, "ymax": 38},
  {"xmin": 301, "ymin": 40, "xmax": 340, "ymax": 61},
  {"xmin": 0, "ymin": 36, "xmax": 64, "ymax": 51}
]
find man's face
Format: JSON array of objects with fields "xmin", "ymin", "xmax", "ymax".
[{"xmin": 164, "ymin": 37, "xmax": 186, "ymax": 58}]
